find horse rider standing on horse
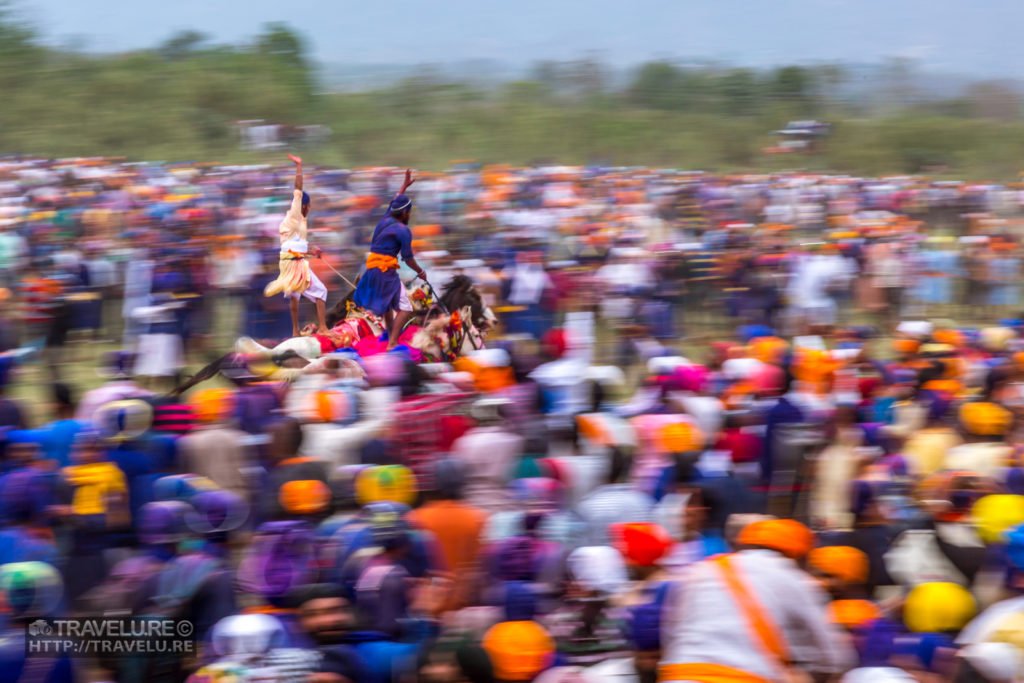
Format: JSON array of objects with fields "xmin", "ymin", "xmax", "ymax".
[
  {"xmin": 352, "ymin": 169, "xmax": 429, "ymax": 351},
  {"xmin": 264, "ymin": 154, "xmax": 329, "ymax": 337}
]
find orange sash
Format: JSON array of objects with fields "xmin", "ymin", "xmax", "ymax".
[
  {"xmin": 658, "ymin": 663, "xmax": 770, "ymax": 682},
  {"xmin": 714, "ymin": 554, "xmax": 790, "ymax": 665},
  {"xmin": 367, "ymin": 253, "xmax": 399, "ymax": 272}
]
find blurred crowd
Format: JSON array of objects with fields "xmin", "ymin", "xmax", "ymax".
[
  {"xmin": 6, "ymin": 158, "xmax": 1024, "ymax": 681},
  {"xmin": 3, "ymin": 159, "xmax": 1024, "ymax": 377}
]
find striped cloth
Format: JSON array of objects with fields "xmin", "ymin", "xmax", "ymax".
[
  {"xmin": 147, "ymin": 396, "xmax": 197, "ymax": 435},
  {"xmin": 392, "ymin": 392, "xmax": 474, "ymax": 490},
  {"xmin": 18, "ymin": 276, "xmax": 62, "ymax": 326}
]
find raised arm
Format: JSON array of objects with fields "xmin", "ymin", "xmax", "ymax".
[
  {"xmin": 287, "ymin": 154, "xmax": 303, "ymax": 192},
  {"xmin": 379, "ymin": 168, "xmax": 417, "ymax": 220},
  {"xmin": 397, "ymin": 168, "xmax": 416, "ymax": 197}
]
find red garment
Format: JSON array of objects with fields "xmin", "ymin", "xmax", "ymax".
[
  {"xmin": 716, "ymin": 428, "xmax": 763, "ymax": 464},
  {"xmin": 439, "ymin": 414, "xmax": 475, "ymax": 451}
]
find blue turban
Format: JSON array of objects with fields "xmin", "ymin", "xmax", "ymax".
[
  {"xmin": 1006, "ymin": 523, "xmax": 1024, "ymax": 569},
  {"xmin": 737, "ymin": 325, "xmax": 775, "ymax": 343},
  {"xmin": 301, "ymin": 191, "xmax": 310, "ymax": 207},
  {"xmin": 389, "ymin": 194, "xmax": 412, "ymax": 215}
]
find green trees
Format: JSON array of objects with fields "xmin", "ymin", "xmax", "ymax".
[{"xmin": 0, "ymin": 6, "xmax": 1019, "ymax": 179}]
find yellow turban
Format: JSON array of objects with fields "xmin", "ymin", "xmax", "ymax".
[
  {"xmin": 959, "ymin": 402, "xmax": 1012, "ymax": 437},
  {"xmin": 904, "ymin": 582, "xmax": 976, "ymax": 633},
  {"xmin": 972, "ymin": 494, "xmax": 1024, "ymax": 543},
  {"xmin": 355, "ymin": 465, "xmax": 417, "ymax": 506}
]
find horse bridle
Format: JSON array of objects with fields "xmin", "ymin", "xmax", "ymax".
[{"xmin": 421, "ymin": 279, "xmax": 482, "ymax": 352}]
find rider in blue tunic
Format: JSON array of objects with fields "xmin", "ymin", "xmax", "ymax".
[{"xmin": 352, "ymin": 169, "xmax": 428, "ymax": 351}]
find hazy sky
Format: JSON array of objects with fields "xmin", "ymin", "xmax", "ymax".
[{"xmin": 23, "ymin": 0, "xmax": 1024, "ymax": 75}]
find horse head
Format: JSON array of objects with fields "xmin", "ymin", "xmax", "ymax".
[{"xmin": 440, "ymin": 275, "xmax": 497, "ymax": 338}]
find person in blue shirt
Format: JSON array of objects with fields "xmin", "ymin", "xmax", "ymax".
[
  {"xmin": 352, "ymin": 169, "xmax": 429, "ymax": 351},
  {"xmin": 32, "ymin": 383, "xmax": 85, "ymax": 468},
  {"xmin": 0, "ymin": 468, "xmax": 58, "ymax": 565}
]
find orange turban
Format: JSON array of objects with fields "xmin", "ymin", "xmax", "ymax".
[
  {"xmin": 737, "ymin": 519, "xmax": 816, "ymax": 560},
  {"xmin": 792, "ymin": 349, "xmax": 839, "ymax": 391},
  {"xmin": 309, "ymin": 390, "xmax": 352, "ymax": 423},
  {"xmin": 960, "ymin": 402, "xmax": 1013, "ymax": 437},
  {"xmin": 933, "ymin": 329, "xmax": 964, "ymax": 347},
  {"xmin": 453, "ymin": 357, "xmax": 516, "ymax": 393},
  {"xmin": 808, "ymin": 546, "xmax": 869, "ymax": 584},
  {"xmin": 658, "ymin": 422, "xmax": 704, "ymax": 454},
  {"xmin": 191, "ymin": 388, "xmax": 235, "ymax": 423},
  {"xmin": 609, "ymin": 522, "xmax": 675, "ymax": 567},
  {"xmin": 892, "ymin": 339, "xmax": 921, "ymax": 355},
  {"xmin": 1014, "ymin": 352, "xmax": 1024, "ymax": 372},
  {"xmin": 278, "ymin": 479, "xmax": 331, "ymax": 515},
  {"xmin": 482, "ymin": 620, "xmax": 555, "ymax": 681},
  {"xmin": 750, "ymin": 336, "xmax": 789, "ymax": 365},
  {"xmin": 828, "ymin": 599, "xmax": 881, "ymax": 630},
  {"xmin": 921, "ymin": 379, "xmax": 961, "ymax": 397}
]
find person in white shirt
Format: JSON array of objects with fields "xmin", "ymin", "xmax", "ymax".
[
  {"xmin": 263, "ymin": 155, "xmax": 328, "ymax": 336},
  {"xmin": 449, "ymin": 398, "xmax": 524, "ymax": 513},
  {"xmin": 659, "ymin": 527, "xmax": 854, "ymax": 682}
]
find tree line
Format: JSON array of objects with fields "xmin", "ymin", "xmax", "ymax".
[{"xmin": 1, "ymin": 7, "xmax": 1023, "ymax": 178}]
